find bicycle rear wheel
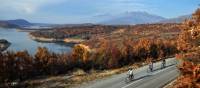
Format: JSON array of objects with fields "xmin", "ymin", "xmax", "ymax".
[{"xmin": 125, "ymin": 77, "xmax": 131, "ymax": 83}]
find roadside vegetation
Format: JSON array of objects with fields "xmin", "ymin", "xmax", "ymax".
[{"xmin": 172, "ymin": 8, "xmax": 200, "ymax": 88}]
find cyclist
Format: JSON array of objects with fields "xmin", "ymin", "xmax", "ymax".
[
  {"xmin": 127, "ymin": 68, "xmax": 134, "ymax": 80},
  {"xmin": 149, "ymin": 61, "xmax": 153, "ymax": 72},
  {"xmin": 162, "ymin": 59, "xmax": 166, "ymax": 68}
]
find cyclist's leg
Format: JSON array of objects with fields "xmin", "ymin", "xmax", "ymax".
[
  {"xmin": 129, "ymin": 74, "xmax": 131, "ymax": 79},
  {"xmin": 130, "ymin": 74, "xmax": 132, "ymax": 79},
  {"xmin": 131, "ymin": 74, "xmax": 134, "ymax": 80}
]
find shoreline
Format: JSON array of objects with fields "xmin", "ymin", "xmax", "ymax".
[
  {"xmin": 29, "ymin": 33, "xmax": 85, "ymax": 44},
  {"xmin": 16, "ymin": 29, "xmax": 38, "ymax": 32},
  {"xmin": 29, "ymin": 34, "xmax": 64, "ymax": 42}
]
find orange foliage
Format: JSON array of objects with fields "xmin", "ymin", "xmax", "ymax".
[
  {"xmin": 175, "ymin": 8, "xmax": 200, "ymax": 88},
  {"xmin": 72, "ymin": 44, "xmax": 90, "ymax": 62}
]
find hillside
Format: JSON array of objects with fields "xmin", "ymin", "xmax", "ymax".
[
  {"xmin": 7, "ymin": 19, "xmax": 32, "ymax": 27},
  {"xmin": 99, "ymin": 11, "xmax": 166, "ymax": 25},
  {"xmin": 159, "ymin": 15, "xmax": 191, "ymax": 23},
  {"xmin": 0, "ymin": 19, "xmax": 32, "ymax": 28},
  {"xmin": 172, "ymin": 8, "xmax": 200, "ymax": 88},
  {"xmin": 0, "ymin": 39, "xmax": 11, "ymax": 51}
]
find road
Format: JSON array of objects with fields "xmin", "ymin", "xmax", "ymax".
[{"xmin": 79, "ymin": 58, "xmax": 180, "ymax": 88}]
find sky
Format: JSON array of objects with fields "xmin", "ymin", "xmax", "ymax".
[{"xmin": 0, "ymin": 0, "xmax": 199, "ymax": 24}]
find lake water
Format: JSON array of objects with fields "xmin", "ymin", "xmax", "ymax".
[{"xmin": 0, "ymin": 28, "xmax": 72, "ymax": 54}]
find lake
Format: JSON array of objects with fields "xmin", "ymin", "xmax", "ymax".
[{"xmin": 0, "ymin": 28, "xmax": 72, "ymax": 54}]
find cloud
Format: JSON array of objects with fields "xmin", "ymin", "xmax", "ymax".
[
  {"xmin": 0, "ymin": 0, "xmax": 157, "ymax": 23},
  {"xmin": 92, "ymin": 0, "xmax": 148, "ymax": 14},
  {"xmin": 0, "ymin": 0, "xmax": 66, "ymax": 14}
]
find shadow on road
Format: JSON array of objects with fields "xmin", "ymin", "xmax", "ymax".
[
  {"xmin": 151, "ymin": 63, "xmax": 176, "ymax": 72},
  {"xmin": 132, "ymin": 75, "xmax": 152, "ymax": 82}
]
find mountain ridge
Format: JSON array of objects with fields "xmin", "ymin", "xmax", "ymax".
[
  {"xmin": 98, "ymin": 11, "xmax": 166, "ymax": 25},
  {"xmin": 159, "ymin": 15, "xmax": 191, "ymax": 23},
  {"xmin": 0, "ymin": 12, "xmax": 192, "ymax": 28},
  {"xmin": 7, "ymin": 19, "xmax": 32, "ymax": 27}
]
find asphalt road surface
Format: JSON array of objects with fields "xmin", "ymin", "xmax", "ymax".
[{"xmin": 79, "ymin": 58, "xmax": 180, "ymax": 88}]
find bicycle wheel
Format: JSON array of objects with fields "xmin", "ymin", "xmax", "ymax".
[{"xmin": 125, "ymin": 77, "xmax": 130, "ymax": 83}]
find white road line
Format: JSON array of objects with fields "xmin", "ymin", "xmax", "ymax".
[{"xmin": 121, "ymin": 78, "xmax": 144, "ymax": 88}]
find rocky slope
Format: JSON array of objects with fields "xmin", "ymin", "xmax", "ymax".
[{"xmin": 0, "ymin": 39, "xmax": 11, "ymax": 51}]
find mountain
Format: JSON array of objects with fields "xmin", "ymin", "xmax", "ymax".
[
  {"xmin": 7, "ymin": 19, "xmax": 32, "ymax": 27},
  {"xmin": 0, "ymin": 19, "xmax": 33, "ymax": 28},
  {"xmin": 0, "ymin": 13, "xmax": 191, "ymax": 28},
  {"xmin": 98, "ymin": 11, "xmax": 166, "ymax": 25},
  {"xmin": 0, "ymin": 21, "xmax": 19, "ymax": 28},
  {"xmin": 159, "ymin": 15, "xmax": 192, "ymax": 23}
]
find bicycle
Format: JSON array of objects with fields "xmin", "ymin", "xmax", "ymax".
[
  {"xmin": 147, "ymin": 63, "xmax": 153, "ymax": 73},
  {"xmin": 125, "ymin": 74, "xmax": 134, "ymax": 83},
  {"xmin": 161, "ymin": 59, "xmax": 166, "ymax": 69}
]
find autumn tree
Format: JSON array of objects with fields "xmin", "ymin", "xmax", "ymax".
[
  {"xmin": 177, "ymin": 8, "xmax": 200, "ymax": 50},
  {"xmin": 72, "ymin": 44, "xmax": 91, "ymax": 70},
  {"xmin": 15, "ymin": 50, "xmax": 33, "ymax": 80},
  {"xmin": 34, "ymin": 47, "xmax": 52, "ymax": 75}
]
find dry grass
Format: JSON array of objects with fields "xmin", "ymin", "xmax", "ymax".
[{"xmin": 63, "ymin": 38, "xmax": 85, "ymax": 43}]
